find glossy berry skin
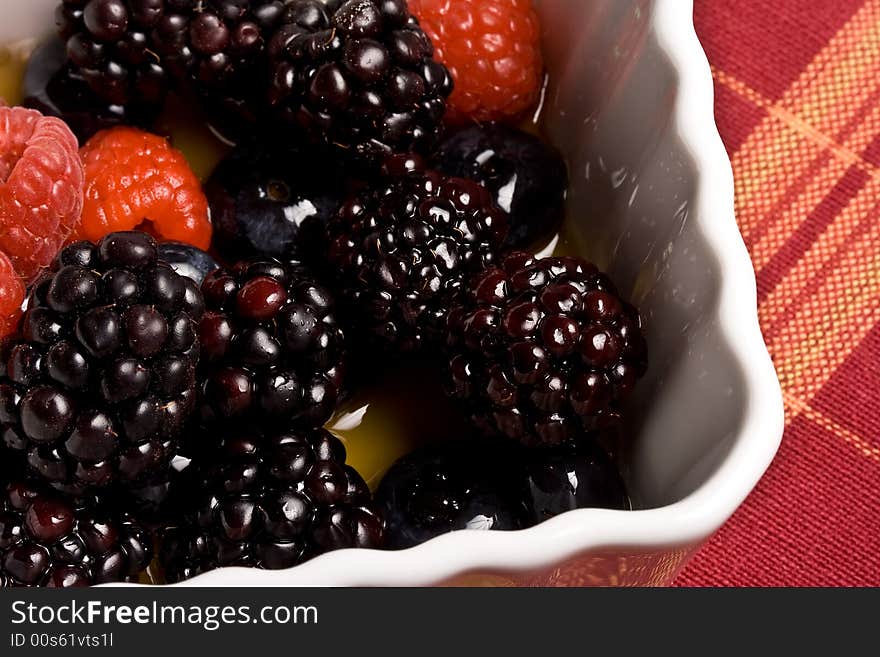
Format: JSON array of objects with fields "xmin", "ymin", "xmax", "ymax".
[
  {"xmin": 435, "ymin": 123, "xmax": 568, "ymax": 250},
  {"xmin": 55, "ymin": 0, "xmax": 168, "ymax": 109},
  {"xmin": 204, "ymin": 140, "xmax": 349, "ymax": 265},
  {"xmin": 0, "ymin": 105, "xmax": 84, "ymax": 281},
  {"xmin": 376, "ymin": 438, "xmax": 526, "ymax": 549},
  {"xmin": 0, "ymin": 232, "xmax": 203, "ymax": 498},
  {"xmin": 268, "ymin": 0, "xmax": 453, "ymax": 163},
  {"xmin": 198, "ymin": 259, "xmax": 345, "ymax": 429},
  {"xmin": 23, "ymin": 38, "xmax": 161, "ymax": 144},
  {"xmin": 0, "ymin": 252, "xmax": 25, "ymax": 340},
  {"xmin": 409, "ymin": 0, "xmax": 543, "ymax": 123},
  {"xmin": 158, "ymin": 242, "xmax": 220, "ymax": 287},
  {"xmin": 0, "ymin": 479, "xmax": 152, "ymax": 587},
  {"xmin": 150, "ymin": 0, "xmax": 288, "ymax": 140},
  {"xmin": 78, "ymin": 127, "xmax": 212, "ymax": 249},
  {"xmin": 159, "ymin": 426, "xmax": 383, "ymax": 582},
  {"xmin": 521, "ymin": 437, "xmax": 629, "ymax": 524},
  {"xmin": 151, "ymin": 0, "xmax": 284, "ymax": 88},
  {"xmin": 325, "ymin": 160, "xmax": 508, "ymax": 352},
  {"xmin": 446, "ymin": 252, "xmax": 647, "ymax": 447}
]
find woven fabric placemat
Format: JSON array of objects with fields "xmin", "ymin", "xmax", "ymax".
[{"xmin": 675, "ymin": 0, "xmax": 880, "ymax": 586}]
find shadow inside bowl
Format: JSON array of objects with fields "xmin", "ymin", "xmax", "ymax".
[{"xmin": 538, "ymin": 0, "xmax": 748, "ymax": 508}]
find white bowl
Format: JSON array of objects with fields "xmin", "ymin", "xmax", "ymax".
[{"xmin": 4, "ymin": 0, "xmax": 784, "ymax": 586}]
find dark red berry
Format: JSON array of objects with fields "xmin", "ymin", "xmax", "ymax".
[
  {"xmin": 197, "ymin": 259, "xmax": 345, "ymax": 431},
  {"xmin": 0, "ymin": 480, "xmax": 151, "ymax": 587},
  {"xmin": 236, "ymin": 277, "xmax": 288, "ymax": 321},
  {"xmin": 268, "ymin": 0, "xmax": 453, "ymax": 163},
  {"xmin": 159, "ymin": 425, "xmax": 383, "ymax": 583},
  {"xmin": 0, "ymin": 232, "xmax": 202, "ymax": 499},
  {"xmin": 325, "ymin": 164, "xmax": 507, "ymax": 352},
  {"xmin": 56, "ymin": 0, "xmax": 167, "ymax": 109},
  {"xmin": 446, "ymin": 252, "xmax": 647, "ymax": 447}
]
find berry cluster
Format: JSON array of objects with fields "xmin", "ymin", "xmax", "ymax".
[
  {"xmin": 446, "ymin": 252, "xmax": 647, "ymax": 446},
  {"xmin": 160, "ymin": 426, "xmax": 383, "ymax": 581},
  {"xmin": 0, "ymin": 233, "xmax": 202, "ymax": 498},
  {"xmin": 43, "ymin": 0, "xmax": 457, "ymax": 156},
  {"xmin": 0, "ymin": 479, "xmax": 151, "ymax": 587},
  {"xmin": 268, "ymin": 0, "xmax": 453, "ymax": 161},
  {"xmin": 325, "ymin": 156, "xmax": 507, "ymax": 351},
  {"xmin": 198, "ymin": 259, "xmax": 346, "ymax": 429},
  {"xmin": 0, "ymin": 0, "xmax": 650, "ymax": 587}
]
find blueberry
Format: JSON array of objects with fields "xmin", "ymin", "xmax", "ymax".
[
  {"xmin": 376, "ymin": 438, "xmax": 527, "ymax": 549},
  {"xmin": 435, "ymin": 123, "xmax": 568, "ymax": 250},
  {"xmin": 22, "ymin": 38, "xmax": 159, "ymax": 143},
  {"xmin": 158, "ymin": 242, "xmax": 220, "ymax": 287},
  {"xmin": 521, "ymin": 438, "xmax": 630, "ymax": 523},
  {"xmin": 204, "ymin": 140, "xmax": 351, "ymax": 264}
]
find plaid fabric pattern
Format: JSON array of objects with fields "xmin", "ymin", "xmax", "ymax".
[{"xmin": 674, "ymin": 0, "xmax": 880, "ymax": 586}]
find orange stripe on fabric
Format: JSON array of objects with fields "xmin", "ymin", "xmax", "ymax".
[
  {"xmin": 729, "ymin": 117, "xmax": 824, "ymax": 243},
  {"xmin": 784, "ymin": 393, "xmax": 880, "ymax": 463},
  {"xmin": 778, "ymin": 0, "xmax": 880, "ymax": 137},
  {"xmin": 749, "ymin": 153, "xmax": 845, "ymax": 271},
  {"xmin": 714, "ymin": 68, "xmax": 877, "ymax": 171},
  {"xmin": 759, "ymin": 176, "xmax": 880, "ymax": 330},
  {"xmin": 718, "ymin": 0, "xmax": 880, "ymax": 256},
  {"xmin": 767, "ymin": 223, "xmax": 880, "ymax": 401}
]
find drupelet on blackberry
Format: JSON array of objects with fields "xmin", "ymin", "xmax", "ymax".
[
  {"xmin": 0, "ymin": 479, "xmax": 152, "ymax": 587},
  {"xmin": 158, "ymin": 425, "xmax": 383, "ymax": 582},
  {"xmin": 55, "ymin": 0, "xmax": 168, "ymax": 109},
  {"xmin": 325, "ymin": 157, "xmax": 508, "ymax": 352},
  {"xmin": 446, "ymin": 252, "xmax": 647, "ymax": 447},
  {"xmin": 268, "ymin": 0, "xmax": 453, "ymax": 162},
  {"xmin": 198, "ymin": 258, "xmax": 346, "ymax": 429},
  {"xmin": 0, "ymin": 232, "xmax": 203, "ymax": 498}
]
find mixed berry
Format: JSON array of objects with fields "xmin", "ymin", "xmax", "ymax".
[{"xmin": 0, "ymin": 0, "xmax": 646, "ymax": 586}]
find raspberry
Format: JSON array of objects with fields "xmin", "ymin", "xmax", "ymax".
[
  {"xmin": 0, "ymin": 252, "xmax": 24, "ymax": 338},
  {"xmin": 409, "ymin": 0, "xmax": 543, "ymax": 123},
  {"xmin": 0, "ymin": 105, "xmax": 84, "ymax": 281},
  {"xmin": 78, "ymin": 127, "xmax": 212, "ymax": 250}
]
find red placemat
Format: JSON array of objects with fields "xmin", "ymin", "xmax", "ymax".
[{"xmin": 674, "ymin": 0, "xmax": 880, "ymax": 587}]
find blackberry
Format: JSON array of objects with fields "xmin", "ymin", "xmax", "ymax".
[
  {"xmin": 268, "ymin": 0, "xmax": 453, "ymax": 162},
  {"xmin": 521, "ymin": 437, "xmax": 630, "ymax": 524},
  {"xmin": 159, "ymin": 425, "xmax": 383, "ymax": 582},
  {"xmin": 325, "ymin": 158, "xmax": 507, "ymax": 352},
  {"xmin": 198, "ymin": 258, "xmax": 345, "ymax": 428},
  {"xmin": 23, "ymin": 37, "xmax": 161, "ymax": 143},
  {"xmin": 0, "ymin": 232, "xmax": 203, "ymax": 498},
  {"xmin": 376, "ymin": 438, "xmax": 526, "ymax": 549},
  {"xmin": 150, "ymin": 0, "xmax": 289, "ymax": 139},
  {"xmin": 0, "ymin": 479, "xmax": 151, "ymax": 587},
  {"xmin": 55, "ymin": 0, "xmax": 168, "ymax": 109},
  {"xmin": 446, "ymin": 252, "xmax": 647, "ymax": 447}
]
